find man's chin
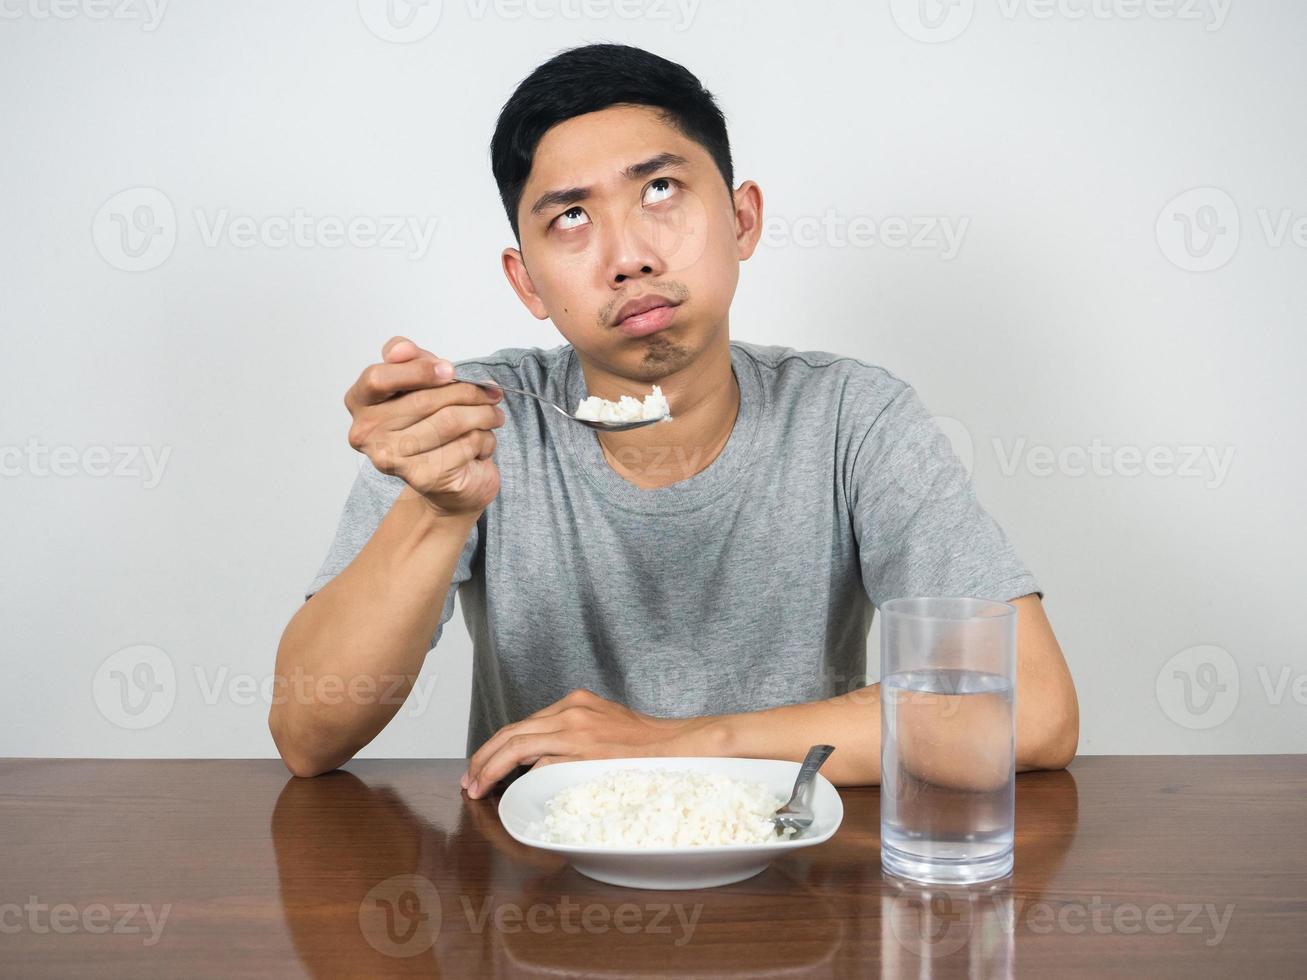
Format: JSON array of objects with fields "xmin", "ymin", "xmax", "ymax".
[
  {"xmin": 568, "ymin": 325, "xmax": 699, "ymax": 384},
  {"xmin": 625, "ymin": 331, "xmax": 695, "ymax": 381}
]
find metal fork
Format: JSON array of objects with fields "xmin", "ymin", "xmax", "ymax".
[
  {"xmin": 451, "ymin": 375, "xmax": 667, "ymax": 432},
  {"xmin": 772, "ymin": 744, "xmax": 836, "ymax": 836}
]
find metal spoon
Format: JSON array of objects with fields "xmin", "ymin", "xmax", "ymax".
[
  {"xmin": 452, "ymin": 375, "xmax": 667, "ymax": 432},
  {"xmin": 772, "ymin": 744, "xmax": 836, "ymax": 837}
]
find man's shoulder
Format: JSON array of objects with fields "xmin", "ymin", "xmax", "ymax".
[
  {"xmin": 731, "ymin": 339, "xmax": 912, "ymax": 423},
  {"xmin": 453, "ymin": 344, "xmax": 571, "ymax": 391}
]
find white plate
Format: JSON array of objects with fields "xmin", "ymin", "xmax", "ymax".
[{"xmin": 497, "ymin": 756, "xmax": 844, "ymax": 890}]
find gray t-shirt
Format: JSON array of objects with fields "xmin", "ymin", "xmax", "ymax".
[{"xmin": 306, "ymin": 340, "xmax": 1040, "ymax": 754}]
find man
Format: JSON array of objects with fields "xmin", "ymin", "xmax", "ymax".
[{"xmin": 269, "ymin": 43, "xmax": 1078, "ymax": 794}]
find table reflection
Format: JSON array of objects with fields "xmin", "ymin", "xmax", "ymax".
[
  {"xmin": 271, "ymin": 768, "xmax": 843, "ymax": 978},
  {"xmin": 879, "ymin": 767, "xmax": 1080, "ymax": 978},
  {"xmin": 269, "ymin": 766, "xmax": 1077, "ymax": 978}
]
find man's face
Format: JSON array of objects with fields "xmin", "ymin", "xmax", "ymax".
[{"xmin": 502, "ymin": 104, "xmax": 757, "ymax": 384}]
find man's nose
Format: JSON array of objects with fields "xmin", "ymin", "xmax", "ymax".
[{"xmin": 604, "ymin": 213, "xmax": 664, "ymax": 285}]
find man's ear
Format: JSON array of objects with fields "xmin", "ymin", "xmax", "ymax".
[
  {"xmin": 501, "ymin": 247, "xmax": 550, "ymax": 320},
  {"xmin": 732, "ymin": 180, "xmax": 764, "ymax": 261}
]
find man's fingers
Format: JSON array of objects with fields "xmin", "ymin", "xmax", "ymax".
[
  {"xmin": 468, "ymin": 731, "xmax": 572, "ymax": 797},
  {"xmin": 350, "ymin": 358, "xmax": 443, "ymax": 407},
  {"xmin": 382, "ymin": 336, "xmax": 422, "ymax": 361},
  {"xmin": 381, "ymin": 337, "xmax": 447, "ymax": 370},
  {"xmin": 380, "ymin": 383, "xmax": 502, "ymax": 430},
  {"xmin": 392, "ymin": 429, "xmax": 497, "ymax": 480},
  {"xmin": 465, "ymin": 719, "xmax": 560, "ymax": 789},
  {"xmin": 466, "ymin": 719, "xmax": 546, "ymax": 778},
  {"xmin": 394, "ymin": 404, "xmax": 503, "ymax": 454},
  {"xmin": 374, "ymin": 428, "xmax": 492, "ymax": 482},
  {"xmin": 461, "ymin": 697, "xmax": 581, "ymax": 787}
]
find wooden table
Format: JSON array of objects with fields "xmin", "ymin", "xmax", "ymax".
[{"xmin": 1, "ymin": 756, "xmax": 1304, "ymax": 977}]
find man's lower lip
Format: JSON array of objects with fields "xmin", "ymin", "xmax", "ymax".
[{"xmin": 616, "ymin": 304, "xmax": 676, "ymax": 337}]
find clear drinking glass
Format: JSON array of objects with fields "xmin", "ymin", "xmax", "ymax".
[{"xmin": 880, "ymin": 596, "xmax": 1017, "ymax": 884}]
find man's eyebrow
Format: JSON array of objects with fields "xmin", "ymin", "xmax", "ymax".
[{"xmin": 528, "ymin": 152, "xmax": 691, "ymax": 218}]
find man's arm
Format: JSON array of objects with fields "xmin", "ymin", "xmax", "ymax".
[
  {"xmin": 269, "ymin": 495, "xmax": 477, "ymax": 778},
  {"xmin": 270, "ymin": 336, "xmax": 504, "ymax": 778},
  {"xmin": 461, "ymin": 594, "xmax": 1077, "ymax": 796},
  {"xmin": 701, "ymin": 594, "xmax": 1078, "ymax": 786}
]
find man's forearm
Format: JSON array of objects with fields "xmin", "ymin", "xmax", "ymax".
[
  {"xmin": 689, "ymin": 668, "xmax": 1077, "ymax": 788},
  {"xmin": 268, "ymin": 490, "xmax": 478, "ymax": 777},
  {"xmin": 690, "ymin": 686, "xmax": 883, "ymax": 786}
]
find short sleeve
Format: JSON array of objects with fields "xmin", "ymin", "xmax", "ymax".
[
  {"xmin": 848, "ymin": 384, "xmax": 1041, "ymax": 607},
  {"xmin": 305, "ymin": 457, "xmax": 480, "ymax": 650}
]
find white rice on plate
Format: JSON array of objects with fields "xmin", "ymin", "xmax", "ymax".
[{"xmin": 526, "ymin": 768, "xmax": 796, "ymax": 847}]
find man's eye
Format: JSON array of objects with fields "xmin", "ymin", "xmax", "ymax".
[
  {"xmin": 643, "ymin": 178, "xmax": 677, "ymax": 206},
  {"xmin": 555, "ymin": 206, "xmax": 589, "ymax": 230}
]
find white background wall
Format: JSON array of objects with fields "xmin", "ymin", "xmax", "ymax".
[{"xmin": 2, "ymin": 0, "xmax": 1302, "ymax": 759}]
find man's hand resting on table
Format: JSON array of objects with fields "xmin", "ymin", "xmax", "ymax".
[{"xmin": 460, "ymin": 688, "xmax": 716, "ymax": 798}]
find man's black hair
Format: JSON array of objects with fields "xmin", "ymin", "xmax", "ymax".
[{"xmin": 490, "ymin": 43, "xmax": 734, "ymax": 241}]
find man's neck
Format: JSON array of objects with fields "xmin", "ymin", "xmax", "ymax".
[{"xmin": 577, "ymin": 336, "xmax": 740, "ymax": 491}]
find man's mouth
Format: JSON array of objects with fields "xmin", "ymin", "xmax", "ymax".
[{"xmin": 613, "ymin": 294, "xmax": 680, "ymax": 337}]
